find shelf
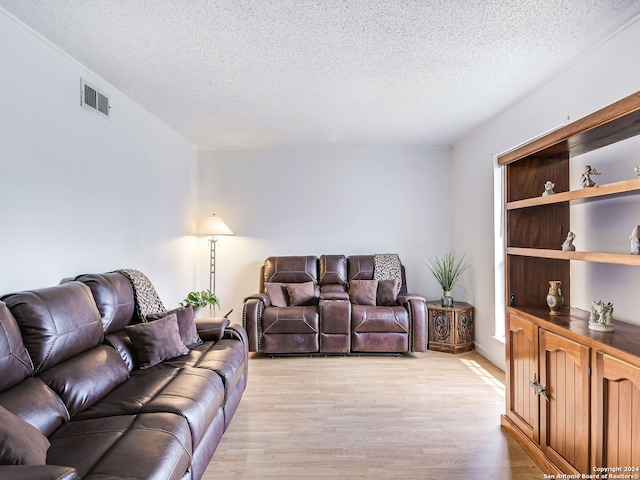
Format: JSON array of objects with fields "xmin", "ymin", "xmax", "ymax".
[
  {"xmin": 506, "ymin": 178, "xmax": 640, "ymax": 210},
  {"xmin": 506, "ymin": 247, "xmax": 640, "ymax": 266}
]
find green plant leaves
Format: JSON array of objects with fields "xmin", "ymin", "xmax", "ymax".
[
  {"xmin": 179, "ymin": 290, "xmax": 220, "ymax": 308},
  {"xmin": 424, "ymin": 250, "xmax": 470, "ymax": 291}
]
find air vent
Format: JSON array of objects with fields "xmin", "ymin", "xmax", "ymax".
[{"xmin": 80, "ymin": 79, "xmax": 110, "ymax": 118}]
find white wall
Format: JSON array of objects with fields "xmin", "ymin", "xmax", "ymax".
[
  {"xmin": 451, "ymin": 16, "xmax": 640, "ymax": 368},
  {"xmin": 0, "ymin": 10, "xmax": 199, "ymax": 305},
  {"xmin": 198, "ymin": 146, "xmax": 450, "ymax": 321}
]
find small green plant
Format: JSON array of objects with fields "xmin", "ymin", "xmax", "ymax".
[
  {"xmin": 424, "ymin": 250, "xmax": 471, "ymax": 292},
  {"xmin": 180, "ymin": 290, "xmax": 220, "ymax": 308}
]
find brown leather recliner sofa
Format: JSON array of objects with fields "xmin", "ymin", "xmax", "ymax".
[
  {"xmin": 0, "ymin": 271, "xmax": 248, "ymax": 480},
  {"xmin": 243, "ymin": 255, "xmax": 427, "ymax": 354}
]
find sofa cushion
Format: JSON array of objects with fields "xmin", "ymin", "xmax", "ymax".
[
  {"xmin": 38, "ymin": 345, "xmax": 130, "ymax": 417},
  {"xmin": 262, "ymin": 306, "xmax": 319, "ymax": 334},
  {"xmin": 264, "ymin": 283, "xmax": 289, "ymax": 307},
  {"xmin": 138, "ymin": 367, "xmax": 224, "ymax": 449},
  {"xmin": 48, "ymin": 413, "xmax": 192, "ymax": 480},
  {"xmin": 2, "ymin": 282, "xmax": 104, "ymax": 373},
  {"xmin": 263, "ymin": 256, "xmax": 318, "ymax": 284},
  {"xmin": 0, "ymin": 377, "xmax": 69, "ymax": 436},
  {"xmin": 351, "ymin": 305, "xmax": 409, "ymax": 333},
  {"xmin": 349, "ymin": 280, "xmax": 378, "ymax": 306},
  {"xmin": 377, "ymin": 279, "xmax": 399, "ymax": 306},
  {"xmin": 194, "ymin": 339, "xmax": 248, "ymax": 402},
  {"xmin": 104, "ymin": 330, "xmax": 137, "ymax": 371},
  {"xmin": 0, "ymin": 302, "xmax": 33, "ymax": 392},
  {"xmin": 73, "ymin": 363, "xmax": 224, "ymax": 451},
  {"xmin": 0, "ymin": 405, "xmax": 50, "ymax": 465},
  {"xmin": 147, "ymin": 305, "xmax": 202, "ymax": 349},
  {"xmin": 286, "ymin": 281, "xmax": 316, "ymax": 306},
  {"xmin": 126, "ymin": 314, "xmax": 189, "ymax": 369}
]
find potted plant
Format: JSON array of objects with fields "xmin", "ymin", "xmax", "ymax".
[
  {"xmin": 180, "ymin": 290, "xmax": 220, "ymax": 316},
  {"xmin": 424, "ymin": 250, "xmax": 470, "ymax": 307}
]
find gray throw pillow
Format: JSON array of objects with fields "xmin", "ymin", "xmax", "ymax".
[
  {"xmin": 0, "ymin": 405, "xmax": 50, "ymax": 465},
  {"xmin": 286, "ymin": 281, "xmax": 316, "ymax": 306},
  {"xmin": 377, "ymin": 279, "xmax": 399, "ymax": 306},
  {"xmin": 265, "ymin": 282, "xmax": 289, "ymax": 307},
  {"xmin": 147, "ymin": 305, "xmax": 202, "ymax": 349},
  {"xmin": 126, "ymin": 314, "xmax": 189, "ymax": 369},
  {"xmin": 349, "ymin": 280, "xmax": 378, "ymax": 306}
]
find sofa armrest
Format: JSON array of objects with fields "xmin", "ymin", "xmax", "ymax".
[
  {"xmin": 195, "ymin": 318, "xmax": 230, "ymax": 342},
  {"xmin": 242, "ymin": 294, "xmax": 268, "ymax": 352},
  {"xmin": 398, "ymin": 294, "xmax": 427, "ymax": 352},
  {"xmin": 244, "ymin": 292, "xmax": 270, "ymax": 307},
  {"xmin": 0, "ymin": 465, "xmax": 78, "ymax": 480}
]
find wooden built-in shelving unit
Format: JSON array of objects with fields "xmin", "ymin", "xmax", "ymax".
[{"xmin": 498, "ymin": 90, "xmax": 640, "ymax": 475}]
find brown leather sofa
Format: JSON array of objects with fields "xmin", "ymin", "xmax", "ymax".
[
  {"xmin": 0, "ymin": 272, "xmax": 248, "ymax": 480},
  {"xmin": 243, "ymin": 255, "xmax": 427, "ymax": 354}
]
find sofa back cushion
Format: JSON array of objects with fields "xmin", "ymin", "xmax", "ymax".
[
  {"xmin": 0, "ymin": 302, "xmax": 33, "ymax": 392},
  {"xmin": 2, "ymin": 282, "xmax": 104, "ymax": 373},
  {"xmin": 0, "ymin": 377, "xmax": 70, "ymax": 436},
  {"xmin": 263, "ymin": 256, "xmax": 318, "ymax": 285},
  {"xmin": 318, "ymin": 255, "xmax": 347, "ymax": 286},
  {"xmin": 38, "ymin": 345, "xmax": 129, "ymax": 417},
  {"xmin": 75, "ymin": 272, "xmax": 136, "ymax": 333}
]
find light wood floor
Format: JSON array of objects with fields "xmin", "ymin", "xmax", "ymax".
[{"xmin": 206, "ymin": 350, "xmax": 543, "ymax": 479}]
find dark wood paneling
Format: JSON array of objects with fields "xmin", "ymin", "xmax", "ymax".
[
  {"xmin": 507, "ymin": 204, "xmax": 569, "ymax": 249},
  {"xmin": 507, "ymin": 256, "xmax": 570, "ymax": 310},
  {"xmin": 507, "ymin": 156, "xmax": 569, "ymax": 202}
]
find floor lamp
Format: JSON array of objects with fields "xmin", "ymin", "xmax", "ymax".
[{"xmin": 195, "ymin": 214, "xmax": 234, "ymax": 297}]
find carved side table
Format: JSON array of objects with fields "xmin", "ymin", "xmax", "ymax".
[{"xmin": 426, "ymin": 301, "xmax": 474, "ymax": 353}]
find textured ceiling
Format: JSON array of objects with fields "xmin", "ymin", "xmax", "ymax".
[{"xmin": 2, "ymin": 1, "xmax": 640, "ymax": 149}]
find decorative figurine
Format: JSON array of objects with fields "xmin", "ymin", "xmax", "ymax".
[
  {"xmin": 589, "ymin": 300, "xmax": 614, "ymax": 332},
  {"xmin": 561, "ymin": 231, "xmax": 576, "ymax": 251},
  {"xmin": 546, "ymin": 281, "xmax": 564, "ymax": 315},
  {"xmin": 542, "ymin": 181, "xmax": 555, "ymax": 196},
  {"xmin": 635, "ymin": 166, "xmax": 640, "ymax": 177},
  {"xmin": 580, "ymin": 165, "xmax": 601, "ymax": 188},
  {"xmin": 630, "ymin": 225, "xmax": 640, "ymax": 255}
]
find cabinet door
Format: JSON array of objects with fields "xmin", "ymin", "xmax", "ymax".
[
  {"xmin": 594, "ymin": 352, "xmax": 640, "ymax": 469},
  {"xmin": 506, "ymin": 313, "xmax": 539, "ymax": 443},
  {"xmin": 539, "ymin": 329, "xmax": 590, "ymax": 474}
]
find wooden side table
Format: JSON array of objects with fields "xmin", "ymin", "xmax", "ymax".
[{"xmin": 426, "ymin": 301, "xmax": 474, "ymax": 353}]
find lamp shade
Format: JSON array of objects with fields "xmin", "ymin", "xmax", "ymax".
[{"xmin": 195, "ymin": 215, "xmax": 234, "ymax": 236}]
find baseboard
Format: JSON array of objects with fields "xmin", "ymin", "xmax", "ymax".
[
  {"xmin": 500, "ymin": 415, "xmax": 562, "ymax": 475},
  {"xmin": 474, "ymin": 342, "xmax": 505, "ymax": 371}
]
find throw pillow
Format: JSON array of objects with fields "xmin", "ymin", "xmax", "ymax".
[
  {"xmin": 349, "ymin": 280, "xmax": 378, "ymax": 306},
  {"xmin": 0, "ymin": 405, "xmax": 50, "ymax": 465},
  {"xmin": 147, "ymin": 305, "xmax": 202, "ymax": 349},
  {"xmin": 265, "ymin": 282, "xmax": 289, "ymax": 307},
  {"xmin": 126, "ymin": 314, "xmax": 189, "ymax": 369},
  {"xmin": 286, "ymin": 281, "xmax": 316, "ymax": 306},
  {"xmin": 377, "ymin": 279, "xmax": 399, "ymax": 306}
]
